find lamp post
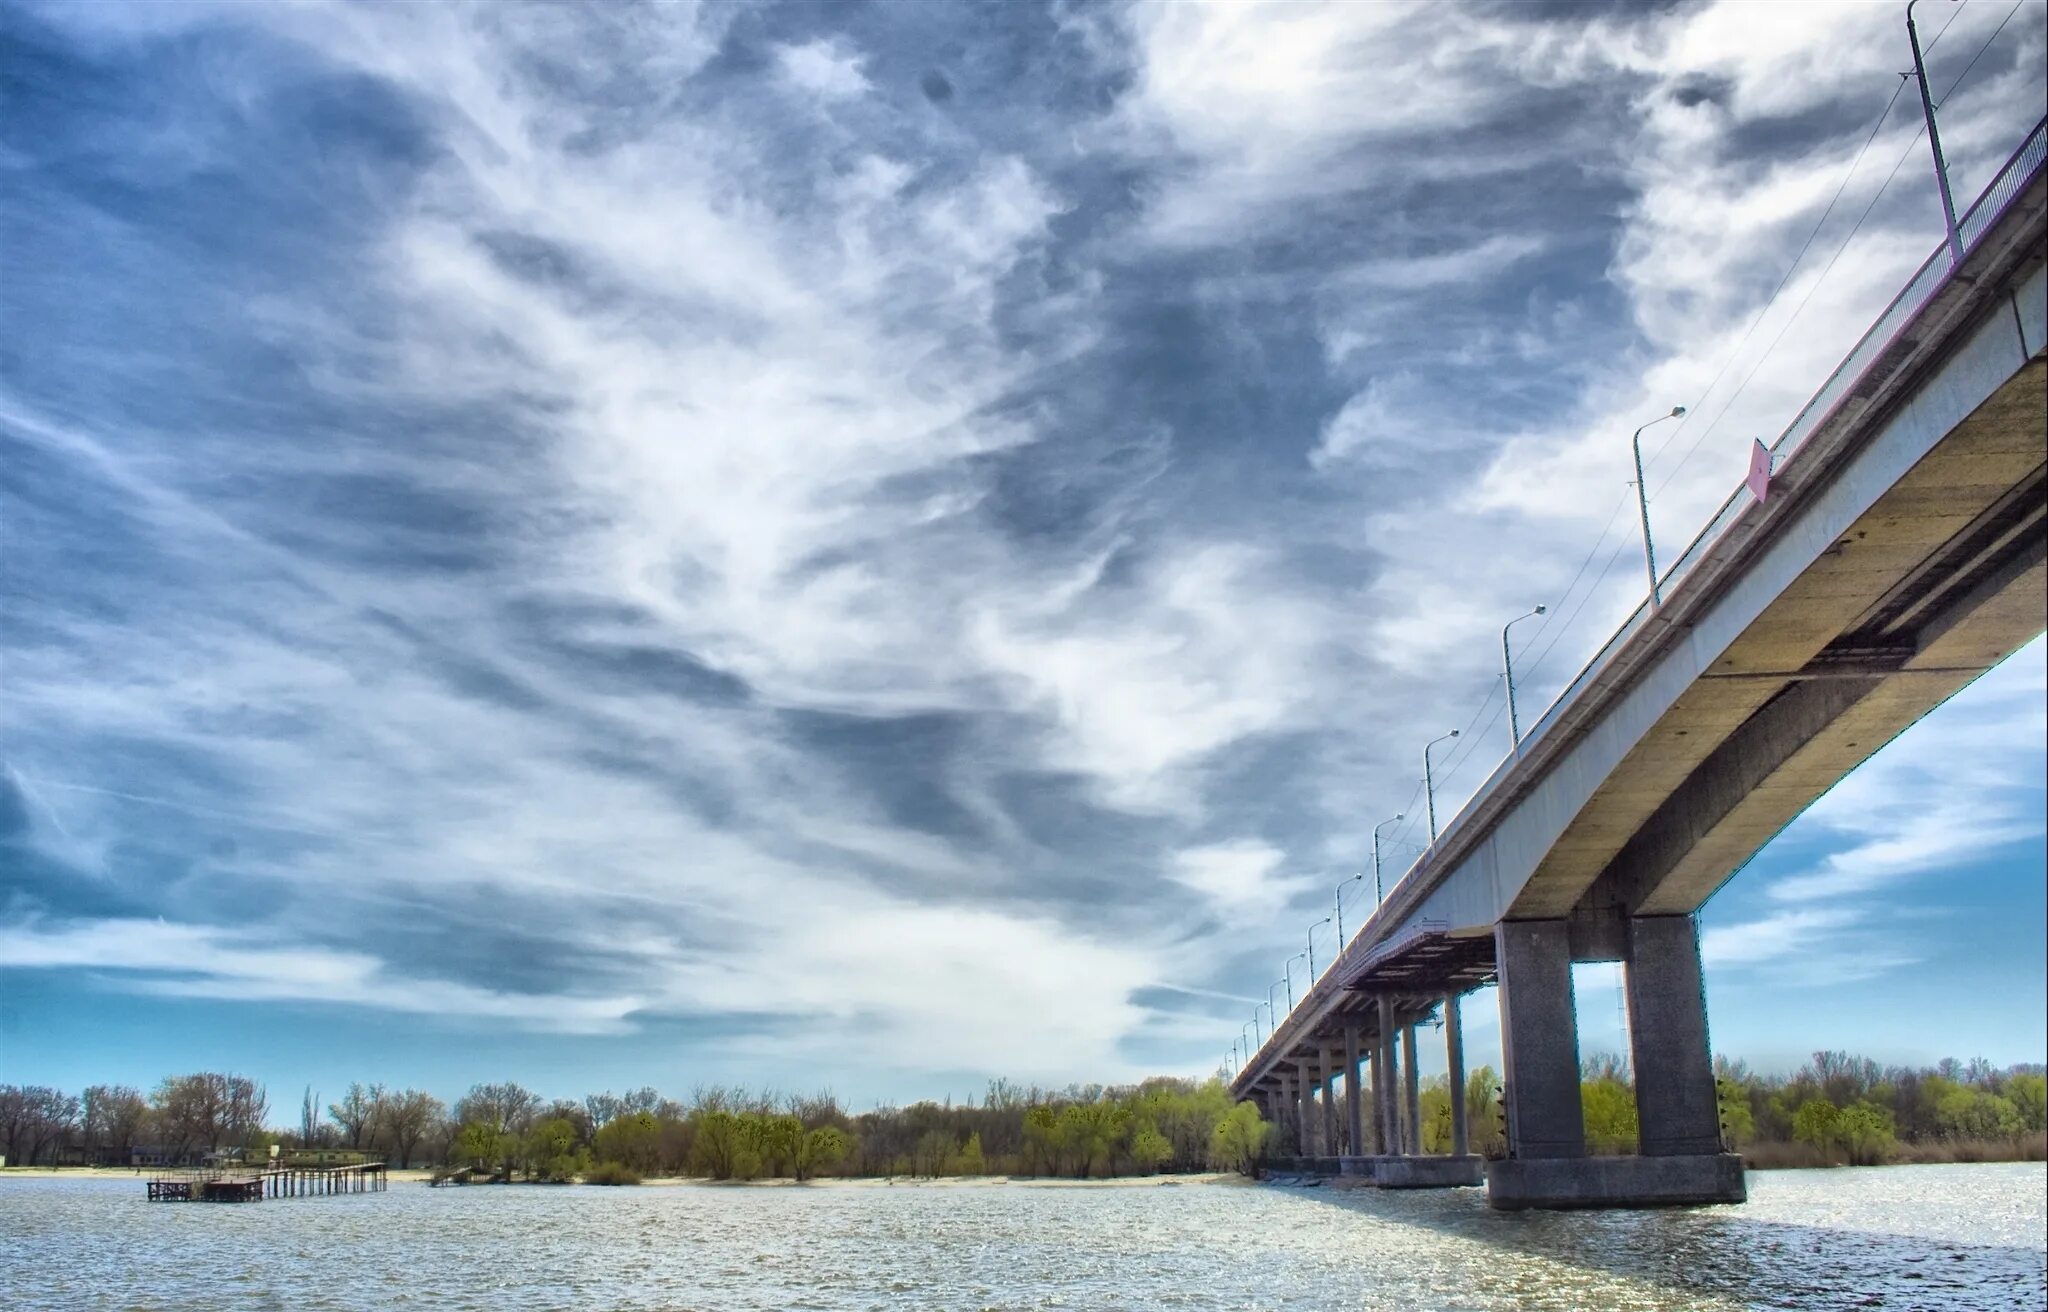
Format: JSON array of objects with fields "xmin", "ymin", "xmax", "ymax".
[
  {"xmin": 1908, "ymin": 0, "xmax": 1965, "ymax": 265},
  {"xmin": 1307, "ymin": 916, "xmax": 1331, "ymax": 980},
  {"xmin": 1424, "ymin": 730, "xmax": 1461, "ymax": 842},
  {"xmin": 1372, "ymin": 814, "xmax": 1404, "ymax": 904},
  {"xmin": 1631, "ymin": 407, "xmax": 1687, "ymax": 606},
  {"xmin": 1285, "ymin": 952, "xmax": 1307, "ymax": 1009},
  {"xmin": 1268, "ymin": 984, "xmax": 1283, "ymax": 1033},
  {"xmin": 1502, "ymin": 605, "xmax": 1547, "ymax": 753},
  {"xmin": 1335, "ymin": 872, "xmax": 1365, "ymax": 942},
  {"xmin": 1246, "ymin": 1019, "xmax": 1259, "ymax": 1054}
]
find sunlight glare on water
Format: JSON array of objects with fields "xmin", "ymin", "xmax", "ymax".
[{"xmin": 2, "ymin": 1164, "xmax": 2043, "ymax": 1311}]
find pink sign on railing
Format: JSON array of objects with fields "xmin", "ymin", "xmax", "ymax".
[{"xmin": 1746, "ymin": 438, "xmax": 1773, "ymax": 504}]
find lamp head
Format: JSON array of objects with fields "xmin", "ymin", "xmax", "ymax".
[
  {"xmin": 1449, "ymin": 729, "xmax": 1461, "ymax": 739},
  {"xmin": 1534, "ymin": 604, "xmax": 1548, "ymax": 615},
  {"xmin": 1671, "ymin": 405, "xmax": 1687, "ymax": 417}
]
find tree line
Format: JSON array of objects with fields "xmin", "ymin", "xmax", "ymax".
[
  {"xmin": 8, "ymin": 1050, "xmax": 2038, "ymax": 1178},
  {"xmin": 0, "ymin": 1073, "xmax": 1271, "ymax": 1181},
  {"xmin": 1383, "ymin": 1051, "xmax": 2045, "ymax": 1165}
]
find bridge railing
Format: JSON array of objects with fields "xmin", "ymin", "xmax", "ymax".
[
  {"xmin": 1367, "ymin": 116, "xmax": 2048, "ymax": 934},
  {"xmin": 1252, "ymin": 118, "xmax": 2048, "ymax": 1082}
]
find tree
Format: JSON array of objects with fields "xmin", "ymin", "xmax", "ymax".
[
  {"xmin": 1717, "ymin": 1079, "xmax": 1755, "ymax": 1149},
  {"xmin": 1207, "ymin": 1101, "xmax": 1269, "ymax": 1175},
  {"xmin": 594, "ymin": 1111, "xmax": 663, "ymax": 1174},
  {"xmin": 1834, "ymin": 1102, "xmax": 1895, "ymax": 1165},
  {"xmin": 0, "ymin": 1086, "xmax": 80, "ymax": 1166},
  {"xmin": 328, "ymin": 1083, "xmax": 377, "ymax": 1148},
  {"xmin": 382, "ymin": 1091, "xmax": 445, "ymax": 1168},
  {"xmin": 1465, "ymin": 1066, "xmax": 1506, "ymax": 1158},
  {"xmin": 81, "ymin": 1085, "xmax": 148, "ymax": 1158},
  {"xmin": 1581, "ymin": 1075, "xmax": 1638, "ymax": 1155},
  {"xmin": 2006, "ymin": 1073, "xmax": 2047, "ymax": 1133},
  {"xmin": 1791, "ymin": 1097, "xmax": 1840, "ymax": 1156},
  {"xmin": 526, "ymin": 1117, "xmax": 584, "ymax": 1182},
  {"xmin": 451, "ymin": 1122, "xmax": 503, "ymax": 1172},
  {"xmin": 454, "ymin": 1083, "xmax": 542, "ymax": 1138},
  {"xmin": 797, "ymin": 1125, "xmax": 851, "ymax": 1180},
  {"xmin": 758, "ymin": 1115, "xmax": 803, "ymax": 1178},
  {"xmin": 690, "ymin": 1110, "xmax": 759, "ymax": 1181},
  {"xmin": 953, "ymin": 1131, "xmax": 987, "ymax": 1176},
  {"xmin": 1128, "ymin": 1126, "xmax": 1172, "ymax": 1173}
]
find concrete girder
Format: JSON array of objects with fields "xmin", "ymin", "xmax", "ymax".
[{"xmin": 1510, "ymin": 347, "xmax": 2046, "ymax": 923}]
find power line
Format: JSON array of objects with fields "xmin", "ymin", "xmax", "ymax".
[
  {"xmin": 1652, "ymin": 0, "xmax": 2023, "ymax": 502},
  {"xmin": 1647, "ymin": 74, "xmax": 1912, "ymax": 498}
]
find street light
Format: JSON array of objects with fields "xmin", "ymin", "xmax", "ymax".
[
  {"xmin": 1335, "ymin": 872, "xmax": 1365, "ymax": 942},
  {"xmin": 1307, "ymin": 916, "xmax": 1331, "ymax": 979},
  {"xmin": 1502, "ymin": 605, "xmax": 1547, "ymax": 753},
  {"xmin": 1285, "ymin": 952, "xmax": 1308, "ymax": 1009},
  {"xmin": 1907, "ymin": 0, "xmax": 1965, "ymax": 264},
  {"xmin": 1424, "ymin": 730, "xmax": 1461, "ymax": 842},
  {"xmin": 1268, "ymin": 984, "xmax": 1284, "ymax": 1032},
  {"xmin": 1631, "ymin": 406, "xmax": 1687, "ymax": 606},
  {"xmin": 1373, "ymin": 814, "xmax": 1404, "ymax": 904}
]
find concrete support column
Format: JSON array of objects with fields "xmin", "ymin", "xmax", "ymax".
[
  {"xmin": 1344, "ymin": 1027, "xmax": 1365, "ymax": 1157},
  {"xmin": 1276, "ymin": 1071, "xmax": 1294, "ymax": 1158},
  {"xmin": 1401, "ymin": 1023, "xmax": 1422, "ymax": 1154},
  {"xmin": 1626, "ymin": 915, "xmax": 1724, "ymax": 1156},
  {"xmin": 1376, "ymin": 996, "xmax": 1399, "ymax": 1153},
  {"xmin": 1320, "ymin": 1042, "xmax": 1339, "ymax": 1156},
  {"xmin": 1445, "ymin": 990, "xmax": 1469, "ymax": 1158},
  {"xmin": 1495, "ymin": 919, "xmax": 1585, "ymax": 1159},
  {"xmin": 1294, "ymin": 1067, "xmax": 1312, "ymax": 1158}
]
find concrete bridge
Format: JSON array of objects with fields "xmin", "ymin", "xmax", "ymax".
[{"xmin": 1230, "ymin": 119, "xmax": 2048, "ymax": 1210}]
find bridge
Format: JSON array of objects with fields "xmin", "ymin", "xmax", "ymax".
[{"xmin": 1230, "ymin": 118, "xmax": 2048, "ymax": 1209}]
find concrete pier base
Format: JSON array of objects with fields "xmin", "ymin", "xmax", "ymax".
[
  {"xmin": 1373, "ymin": 1154, "xmax": 1485, "ymax": 1189},
  {"xmin": 1486, "ymin": 1154, "xmax": 1745, "ymax": 1210}
]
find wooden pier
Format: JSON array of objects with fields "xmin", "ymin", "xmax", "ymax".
[{"xmin": 146, "ymin": 1162, "xmax": 389, "ymax": 1202}]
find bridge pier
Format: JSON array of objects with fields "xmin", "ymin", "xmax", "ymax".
[
  {"xmin": 1488, "ymin": 916, "xmax": 1744, "ymax": 1209},
  {"xmin": 1344, "ymin": 1026, "xmax": 1365, "ymax": 1157},
  {"xmin": 1319, "ymin": 1041, "xmax": 1339, "ymax": 1156},
  {"xmin": 1400, "ymin": 1022, "xmax": 1421, "ymax": 1153}
]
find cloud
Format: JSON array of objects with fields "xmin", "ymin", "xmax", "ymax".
[
  {"xmin": 1, "ymin": 0, "xmax": 2041, "ymax": 1095},
  {"xmin": 776, "ymin": 38, "xmax": 871, "ymax": 102}
]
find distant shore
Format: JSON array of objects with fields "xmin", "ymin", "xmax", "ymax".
[{"xmin": 0, "ymin": 1166, "xmax": 1249, "ymax": 1188}]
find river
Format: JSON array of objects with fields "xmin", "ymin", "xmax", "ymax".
[{"xmin": 3, "ymin": 1164, "xmax": 2042, "ymax": 1309}]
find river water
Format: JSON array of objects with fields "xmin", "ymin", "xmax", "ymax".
[{"xmin": 2, "ymin": 1164, "xmax": 2042, "ymax": 1310}]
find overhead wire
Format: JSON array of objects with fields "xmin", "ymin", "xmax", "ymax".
[{"xmin": 1265, "ymin": 7, "xmax": 2030, "ymax": 1026}]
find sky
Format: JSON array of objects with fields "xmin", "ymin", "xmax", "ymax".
[{"xmin": 1, "ymin": 0, "xmax": 2043, "ymax": 1115}]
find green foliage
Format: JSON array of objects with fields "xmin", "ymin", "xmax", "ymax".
[
  {"xmin": 952, "ymin": 1131, "xmax": 987, "ymax": 1176},
  {"xmin": 592, "ymin": 1111, "xmax": 662, "ymax": 1173},
  {"xmin": 2007, "ymin": 1074, "xmax": 2047, "ymax": 1133},
  {"xmin": 451, "ymin": 1121, "xmax": 502, "ymax": 1170},
  {"xmin": 1581, "ymin": 1077, "xmax": 1638, "ymax": 1155},
  {"xmin": 1206, "ymin": 1101, "xmax": 1269, "ymax": 1175},
  {"xmin": 1934, "ymin": 1086, "xmax": 2023, "ymax": 1140},
  {"xmin": 1717, "ymin": 1080, "xmax": 1755, "ymax": 1148},
  {"xmin": 690, "ymin": 1110, "xmax": 761, "ymax": 1181},
  {"xmin": 1465, "ymin": 1066, "xmax": 1506, "ymax": 1158},
  {"xmin": 1128, "ymin": 1126, "xmax": 1172, "ymax": 1173},
  {"xmin": 583, "ymin": 1160, "xmax": 642, "ymax": 1185},
  {"xmin": 797, "ymin": 1125, "xmax": 851, "ymax": 1180},
  {"xmin": 525, "ymin": 1116, "xmax": 585, "ymax": 1182},
  {"xmin": 1834, "ymin": 1103, "xmax": 1895, "ymax": 1165},
  {"xmin": 1791, "ymin": 1096, "xmax": 1839, "ymax": 1149}
]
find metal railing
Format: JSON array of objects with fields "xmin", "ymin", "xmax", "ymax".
[
  {"xmin": 1379, "ymin": 120, "xmax": 2047, "ymax": 956},
  {"xmin": 1241, "ymin": 118, "xmax": 2046, "ymax": 1082}
]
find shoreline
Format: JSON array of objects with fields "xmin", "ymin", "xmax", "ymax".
[{"xmin": 0, "ymin": 1166, "xmax": 1249, "ymax": 1188}]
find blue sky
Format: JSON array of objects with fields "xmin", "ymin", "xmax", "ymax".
[{"xmin": 1, "ymin": 0, "xmax": 2043, "ymax": 1113}]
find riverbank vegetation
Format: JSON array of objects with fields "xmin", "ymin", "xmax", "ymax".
[
  {"xmin": 6, "ymin": 1050, "xmax": 2037, "ymax": 1178},
  {"xmin": 1399, "ymin": 1051, "xmax": 2045, "ymax": 1168},
  {"xmin": 3, "ymin": 1074, "xmax": 1269, "ymax": 1181}
]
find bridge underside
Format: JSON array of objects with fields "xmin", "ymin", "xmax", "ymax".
[{"xmin": 1518, "ymin": 348, "xmax": 2046, "ymax": 926}]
